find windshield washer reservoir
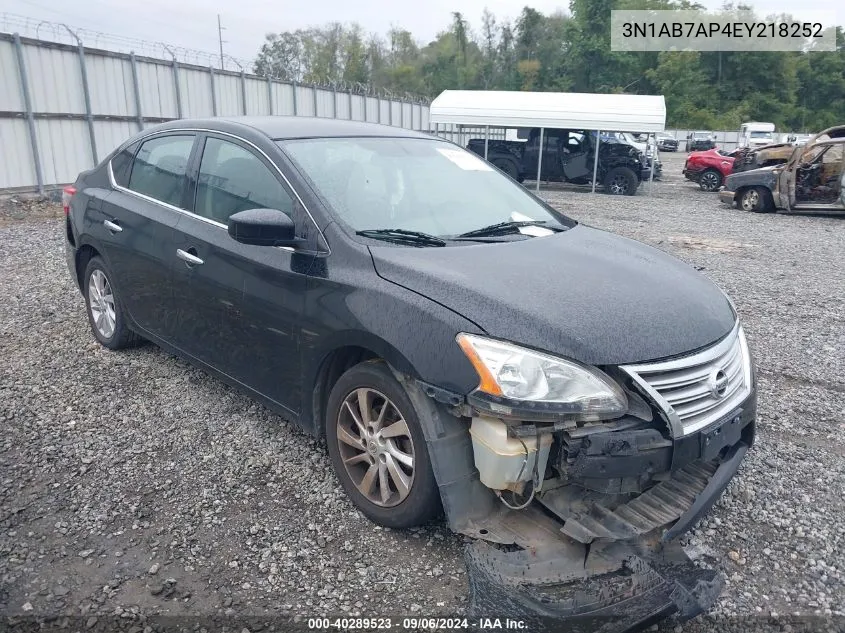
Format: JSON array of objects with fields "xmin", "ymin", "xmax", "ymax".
[{"xmin": 470, "ymin": 416, "xmax": 552, "ymax": 492}]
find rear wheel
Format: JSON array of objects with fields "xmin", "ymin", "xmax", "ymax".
[
  {"xmin": 492, "ymin": 156, "xmax": 519, "ymax": 180},
  {"xmin": 83, "ymin": 257, "xmax": 140, "ymax": 350},
  {"xmin": 699, "ymin": 168, "xmax": 723, "ymax": 192},
  {"xmin": 603, "ymin": 167, "xmax": 638, "ymax": 196},
  {"xmin": 738, "ymin": 186, "xmax": 773, "ymax": 213},
  {"xmin": 326, "ymin": 361, "xmax": 441, "ymax": 528}
]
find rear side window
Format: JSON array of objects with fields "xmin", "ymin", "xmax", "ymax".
[
  {"xmin": 128, "ymin": 134, "xmax": 196, "ymax": 208},
  {"xmin": 111, "ymin": 141, "xmax": 139, "ymax": 188},
  {"xmin": 194, "ymin": 137, "xmax": 293, "ymax": 224}
]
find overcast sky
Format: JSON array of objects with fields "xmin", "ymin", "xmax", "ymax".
[{"xmin": 3, "ymin": 0, "xmax": 840, "ymax": 63}]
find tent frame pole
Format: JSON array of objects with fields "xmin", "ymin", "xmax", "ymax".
[
  {"xmin": 484, "ymin": 125, "xmax": 489, "ymax": 160},
  {"xmin": 591, "ymin": 130, "xmax": 601, "ymax": 194},
  {"xmin": 535, "ymin": 127, "xmax": 544, "ymax": 193},
  {"xmin": 648, "ymin": 132, "xmax": 656, "ymax": 194}
]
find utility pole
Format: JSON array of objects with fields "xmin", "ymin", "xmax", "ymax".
[{"xmin": 217, "ymin": 14, "xmax": 226, "ymax": 70}]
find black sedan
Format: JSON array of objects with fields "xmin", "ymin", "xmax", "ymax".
[{"xmin": 64, "ymin": 117, "xmax": 757, "ymax": 623}]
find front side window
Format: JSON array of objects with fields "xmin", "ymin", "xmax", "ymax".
[
  {"xmin": 821, "ymin": 144, "xmax": 844, "ymax": 165},
  {"xmin": 194, "ymin": 137, "xmax": 293, "ymax": 224},
  {"xmin": 128, "ymin": 135, "xmax": 195, "ymax": 207},
  {"xmin": 281, "ymin": 137, "xmax": 574, "ymax": 237}
]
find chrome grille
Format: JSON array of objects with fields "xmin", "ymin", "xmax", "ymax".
[{"xmin": 621, "ymin": 323, "xmax": 751, "ymax": 436}]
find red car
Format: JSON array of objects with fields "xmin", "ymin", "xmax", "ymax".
[{"xmin": 683, "ymin": 148, "xmax": 738, "ymax": 191}]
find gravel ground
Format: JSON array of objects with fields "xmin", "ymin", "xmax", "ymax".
[{"xmin": 1, "ymin": 152, "xmax": 843, "ymax": 631}]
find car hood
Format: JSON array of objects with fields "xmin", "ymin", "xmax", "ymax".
[
  {"xmin": 726, "ymin": 164, "xmax": 783, "ymax": 189},
  {"xmin": 369, "ymin": 225, "xmax": 735, "ymax": 366}
]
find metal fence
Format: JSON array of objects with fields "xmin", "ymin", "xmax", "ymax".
[
  {"xmin": 0, "ymin": 31, "xmax": 435, "ymax": 192},
  {"xmin": 667, "ymin": 129, "xmax": 812, "ymax": 151}
]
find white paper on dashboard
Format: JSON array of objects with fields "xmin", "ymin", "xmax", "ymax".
[{"xmin": 436, "ymin": 147, "xmax": 494, "ymax": 171}]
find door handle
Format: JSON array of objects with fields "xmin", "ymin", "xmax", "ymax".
[
  {"xmin": 104, "ymin": 219, "xmax": 122, "ymax": 233},
  {"xmin": 176, "ymin": 249, "xmax": 204, "ymax": 266}
]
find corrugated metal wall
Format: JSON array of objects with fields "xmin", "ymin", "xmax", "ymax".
[{"xmin": 0, "ymin": 32, "xmax": 432, "ymax": 191}]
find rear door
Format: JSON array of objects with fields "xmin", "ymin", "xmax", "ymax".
[
  {"xmin": 99, "ymin": 133, "xmax": 196, "ymax": 339},
  {"xmin": 523, "ymin": 129, "xmax": 564, "ymax": 181},
  {"xmin": 169, "ymin": 133, "xmax": 318, "ymax": 414}
]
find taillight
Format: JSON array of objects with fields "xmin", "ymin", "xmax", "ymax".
[{"xmin": 62, "ymin": 186, "xmax": 76, "ymax": 215}]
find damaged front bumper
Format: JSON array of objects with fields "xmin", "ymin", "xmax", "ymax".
[
  {"xmin": 718, "ymin": 188, "xmax": 735, "ymax": 206},
  {"xmin": 466, "ymin": 538, "xmax": 723, "ymax": 631},
  {"xmin": 406, "ymin": 355, "xmax": 756, "ymax": 631},
  {"xmin": 464, "ymin": 441, "xmax": 748, "ymax": 628}
]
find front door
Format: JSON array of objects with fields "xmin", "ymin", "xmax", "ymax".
[
  {"xmin": 561, "ymin": 132, "xmax": 591, "ymax": 181},
  {"xmin": 99, "ymin": 133, "xmax": 196, "ymax": 340},
  {"xmin": 170, "ymin": 134, "xmax": 315, "ymax": 414},
  {"xmin": 794, "ymin": 143, "xmax": 845, "ymax": 208}
]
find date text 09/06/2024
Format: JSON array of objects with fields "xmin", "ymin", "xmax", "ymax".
[{"xmin": 307, "ymin": 617, "xmax": 528, "ymax": 630}]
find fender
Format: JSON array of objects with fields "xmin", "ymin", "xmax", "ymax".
[{"xmin": 301, "ymin": 329, "xmax": 422, "ymax": 436}]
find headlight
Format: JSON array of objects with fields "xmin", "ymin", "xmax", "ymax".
[{"xmin": 456, "ymin": 333, "xmax": 628, "ymax": 420}]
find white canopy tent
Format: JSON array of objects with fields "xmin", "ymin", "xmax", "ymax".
[{"xmin": 429, "ymin": 90, "xmax": 667, "ymax": 193}]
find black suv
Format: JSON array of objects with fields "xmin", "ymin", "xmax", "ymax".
[
  {"xmin": 467, "ymin": 127, "xmax": 648, "ymax": 195},
  {"xmin": 64, "ymin": 116, "xmax": 756, "ymax": 626}
]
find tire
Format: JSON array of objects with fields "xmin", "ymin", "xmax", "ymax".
[
  {"xmin": 492, "ymin": 156, "xmax": 519, "ymax": 180},
  {"xmin": 699, "ymin": 168, "xmax": 723, "ymax": 192},
  {"xmin": 738, "ymin": 186, "xmax": 773, "ymax": 213},
  {"xmin": 325, "ymin": 361, "xmax": 441, "ymax": 528},
  {"xmin": 603, "ymin": 166, "xmax": 638, "ymax": 196},
  {"xmin": 83, "ymin": 256, "xmax": 141, "ymax": 350}
]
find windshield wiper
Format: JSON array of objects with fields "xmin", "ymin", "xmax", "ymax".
[
  {"xmin": 356, "ymin": 228, "xmax": 446, "ymax": 247},
  {"xmin": 456, "ymin": 220, "xmax": 557, "ymax": 238}
]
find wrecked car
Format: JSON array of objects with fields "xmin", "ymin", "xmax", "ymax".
[
  {"xmin": 683, "ymin": 147, "xmax": 737, "ymax": 191},
  {"xmin": 720, "ymin": 125, "xmax": 845, "ymax": 213},
  {"xmin": 732, "ymin": 142, "xmax": 794, "ymax": 173},
  {"xmin": 65, "ymin": 117, "xmax": 757, "ymax": 629},
  {"xmin": 467, "ymin": 128, "xmax": 649, "ymax": 195}
]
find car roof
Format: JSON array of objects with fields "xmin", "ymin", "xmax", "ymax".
[{"xmin": 150, "ymin": 116, "xmax": 434, "ymax": 141}]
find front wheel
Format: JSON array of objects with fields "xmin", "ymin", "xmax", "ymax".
[
  {"xmin": 699, "ymin": 168, "xmax": 723, "ymax": 192},
  {"xmin": 603, "ymin": 167, "xmax": 638, "ymax": 196},
  {"xmin": 326, "ymin": 361, "xmax": 441, "ymax": 528},
  {"xmin": 738, "ymin": 186, "xmax": 773, "ymax": 213}
]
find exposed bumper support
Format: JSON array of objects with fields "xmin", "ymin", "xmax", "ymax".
[
  {"xmin": 718, "ymin": 188, "xmax": 735, "ymax": 206},
  {"xmin": 664, "ymin": 442, "xmax": 747, "ymax": 541}
]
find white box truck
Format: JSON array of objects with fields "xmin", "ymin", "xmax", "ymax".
[{"xmin": 738, "ymin": 122, "xmax": 776, "ymax": 149}]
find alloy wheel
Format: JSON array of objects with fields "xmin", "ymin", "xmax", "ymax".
[
  {"xmin": 335, "ymin": 388, "xmax": 415, "ymax": 508},
  {"xmin": 88, "ymin": 269, "xmax": 116, "ymax": 339},
  {"xmin": 609, "ymin": 174, "xmax": 629, "ymax": 195},
  {"xmin": 700, "ymin": 171, "xmax": 720, "ymax": 191},
  {"xmin": 741, "ymin": 189, "xmax": 759, "ymax": 211}
]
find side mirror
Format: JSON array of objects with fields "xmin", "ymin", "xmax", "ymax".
[{"xmin": 227, "ymin": 208, "xmax": 304, "ymax": 247}]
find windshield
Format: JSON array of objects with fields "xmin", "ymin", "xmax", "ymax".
[
  {"xmin": 750, "ymin": 131, "xmax": 773, "ymax": 138},
  {"xmin": 281, "ymin": 137, "xmax": 573, "ymax": 238},
  {"xmin": 693, "ymin": 132, "xmax": 710, "ymax": 138}
]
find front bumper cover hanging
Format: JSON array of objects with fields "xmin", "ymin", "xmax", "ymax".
[{"xmin": 466, "ymin": 539, "xmax": 722, "ymax": 633}]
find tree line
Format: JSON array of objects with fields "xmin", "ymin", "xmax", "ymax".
[{"xmin": 253, "ymin": 0, "xmax": 845, "ymax": 131}]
